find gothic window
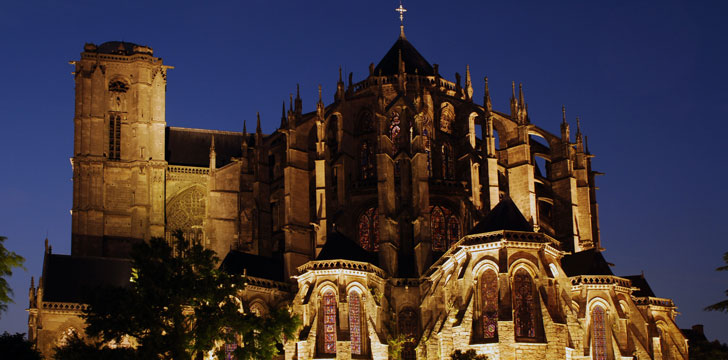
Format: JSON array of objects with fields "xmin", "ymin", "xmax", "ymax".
[
  {"xmin": 389, "ymin": 111, "xmax": 401, "ymax": 150},
  {"xmin": 108, "ymin": 114, "xmax": 121, "ymax": 160},
  {"xmin": 430, "ymin": 205, "xmax": 459, "ymax": 251},
  {"xmin": 441, "ymin": 142, "xmax": 454, "ymax": 179},
  {"xmin": 398, "ymin": 308, "xmax": 418, "ymax": 360},
  {"xmin": 359, "ymin": 109, "xmax": 374, "ymax": 133},
  {"xmin": 592, "ymin": 306, "xmax": 607, "ymax": 360},
  {"xmin": 321, "ymin": 290, "xmax": 338, "ymax": 354},
  {"xmin": 360, "ymin": 141, "xmax": 374, "ymax": 180},
  {"xmin": 109, "ymin": 80, "xmax": 129, "ymax": 93},
  {"xmin": 358, "ymin": 207, "xmax": 379, "ymax": 251},
  {"xmin": 423, "ymin": 129, "xmax": 431, "ymax": 177},
  {"xmin": 166, "ymin": 186, "xmax": 206, "ymax": 245},
  {"xmin": 479, "ymin": 269, "xmax": 498, "ymax": 340},
  {"xmin": 348, "ymin": 291, "xmax": 363, "ymax": 355},
  {"xmin": 513, "ymin": 269, "xmax": 537, "ymax": 339},
  {"xmin": 440, "ymin": 102, "xmax": 455, "ymax": 134}
]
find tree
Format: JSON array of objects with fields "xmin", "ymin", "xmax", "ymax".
[
  {"xmin": 0, "ymin": 332, "xmax": 42, "ymax": 360},
  {"xmin": 0, "ymin": 236, "xmax": 25, "ymax": 316},
  {"xmin": 450, "ymin": 349, "xmax": 489, "ymax": 360},
  {"xmin": 59, "ymin": 233, "xmax": 299, "ymax": 360},
  {"xmin": 705, "ymin": 251, "xmax": 728, "ymax": 313}
]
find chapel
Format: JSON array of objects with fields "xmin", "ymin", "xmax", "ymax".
[{"xmin": 28, "ymin": 21, "xmax": 688, "ymax": 360}]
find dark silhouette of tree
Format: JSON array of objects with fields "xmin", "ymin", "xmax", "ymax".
[
  {"xmin": 56, "ymin": 233, "xmax": 299, "ymax": 360},
  {"xmin": 0, "ymin": 332, "xmax": 41, "ymax": 360},
  {"xmin": 450, "ymin": 349, "xmax": 489, "ymax": 360},
  {"xmin": 705, "ymin": 251, "xmax": 728, "ymax": 313},
  {"xmin": 0, "ymin": 236, "xmax": 25, "ymax": 316}
]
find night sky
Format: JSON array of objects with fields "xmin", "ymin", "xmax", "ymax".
[{"xmin": 1, "ymin": 0, "xmax": 727, "ymax": 342}]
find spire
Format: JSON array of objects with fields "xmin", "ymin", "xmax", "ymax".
[
  {"xmin": 256, "ymin": 112, "xmax": 262, "ymax": 134},
  {"xmin": 396, "ymin": 1, "xmax": 407, "ymax": 38},
  {"xmin": 518, "ymin": 83, "xmax": 525, "ymax": 108},
  {"xmin": 484, "ymin": 76, "xmax": 492, "ymax": 114},
  {"xmin": 465, "ymin": 65, "xmax": 473, "ymax": 101},
  {"xmin": 242, "ymin": 119, "xmax": 249, "ymax": 156},
  {"xmin": 242, "ymin": 119, "xmax": 248, "ymax": 139},
  {"xmin": 560, "ymin": 105, "xmax": 570, "ymax": 142},
  {"xmin": 294, "ymin": 84, "xmax": 302, "ymax": 114},
  {"xmin": 209, "ymin": 135, "xmax": 216, "ymax": 170},
  {"xmin": 336, "ymin": 66, "xmax": 345, "ymax": 101},
  {"xmin": 280, "ymin": 101, "xmax": 287, "ymax": 129},
  {"xmin": 575, "ymin": 116, "xmax": 584, "ymax": 153},
  {"xmin": 317, "ymin": 85, "xmax": 324, "ymax": 116},
  {"xmin": 510, "ymin": 81, "xmax": 518, "ymax": 118},
  {"xmin": 562, "ymin": 105, "xmax": 567, "ymax": 124},
  {"xmin": 318, "ymin": 84, "xmax": 322, "ymax": 104}
]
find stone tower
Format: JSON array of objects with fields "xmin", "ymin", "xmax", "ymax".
[{"xmin": 70, "ymin": 42, "xmax": 170, "ymax": 257}]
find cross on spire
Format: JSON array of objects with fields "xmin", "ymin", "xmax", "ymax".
[{"xmin": 395, "ymin": 1, "xmax": 407, "ymax": 25}]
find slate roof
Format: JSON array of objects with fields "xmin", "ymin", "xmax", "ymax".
[
  {"xmin": 219, "ymin": 250, "xmax": 285, "ymax": 283},
  {"xmin": 166, "ymin": 127, "xmax": 250, "ymax": 168},
  {"xmin": 316, "ymin": 231, "xmax": 379, "ymax": 265},
  {"xmin": 42, "ymin": 254, "xmax": 132, "ymax": 303},
  {"xmin": 468, "ymin": 198, "xmax": 533, "ymax": 235},
  {"xmin": 373, "ymin": 34, "xmax": 434, "ymax": 76},
  {"xmin": 560, "ymin": 249, "xmax": 614, "ymax": 276},
  {"xmin": 623, "ymin": 274, "xmax": 656, "ymax": 297}
]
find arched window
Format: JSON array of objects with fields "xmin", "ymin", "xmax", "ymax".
[
  {"xmin": 166, "ymin": 186, "xmax": 206, "ymax": 245},
  {"xmin": 389, "ymin": 111, "xmax": 401, "ymax": 151},
  {"xmin": 320, "ymin": 290, "xmax": 338, "ymax": 354},
  {"xmin": 441, "ymin": 142, "xmax": 454, "ymax": 179},
  {"xmin": 440, "ymin": 102, "xmax": 455, "ymax": 134},
  {"xmin": 398, "ymin": 308, "xmax": 419, "ymax": 360},
  {"xmin": 513, "ymin": 269, "xmax": 537, "ymax": 339},
  {"xmin": 430, "ymin": 206, "xmax": 459, "ymax": 251},
  {"xmin": 423, "ymin": 129, "xmax": 432, "ymax": 177},
  {"xmin": 591, "ymin": 305, "xmax": 607, "ymax": 360},
  {"xmin": 358, "ymin": 207, "xmax": 379, "ymax": 251},
  {"xmin": 108, "ymin": 114, "xmax": 121, "ymax": 160},
  {"xmin": 348, "ymin": 291, "xmax": 364, "ymax": 355},
  {"xmin": 360, "ymin": 141, "xmax": 374, "ymax": 180},
  {"xmin": 479, "ymin": 270, "xmax": 498, "ymax": 340}
]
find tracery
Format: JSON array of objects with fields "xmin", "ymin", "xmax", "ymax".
[
  {"xmin": 322, "ymin": 290, "xmax": 337, "ymax": 354},
  {"xmin": 592, "ymin": 306, "xmax": 607, "ymax": 360},
  {"xmin": 442, "ymin": 142, "xmax": 454, "ymax": 179},
  {"xmin": 349, "ymin": 291, "xmax": 363, "ymax": 355},
  {"xmin": 513, "ymin": 269, "xmax": 537, "ymax": 339},
  {"xmin": 430, "ymin": 205, "xmax": 459, "ymax": 251},
  {"xmin": 479, "ymin": 270, "xmax": 498, "ymax": 340},
  {"xmin": 358, "ymin": 207, "xmax": 379, "ymax": 251}
]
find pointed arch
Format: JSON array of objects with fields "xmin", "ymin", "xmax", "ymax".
[
  {"xmin": 398, "ymin": 307, "xmax": 419, "ymax": 360},
  {"xmin": 591, "ymin": 305, "xmax": 607, "ymax": 360},
  {"xmin": 477, "ymin": 268, "xmax": 498, "ymax": 341},
  {"xmin": 318, "ymin": 289, "xmax": 338, "ymax": 354},
  {"xmin": 357, "ymin": 207, "xmax": 379, "ymax": 251},
  {"xmin": 430, "ymin": 205, "xmax": 459, "ymax": 251},
  {"xmin": 441, "ymin": 142, "xmax": 454, "ymax": 179},
  {"xmin": 439, "ymin": 102, "xmax": 455, "ymax": 134},
  {"xmin": 359, "ymin": 140, "xmax": 375, "ymax": 180},
  {"xmin": 166, "ymin": 185, "xmax": 206, "ymax": 245},
  {"xmin": 389, "ymin": 110, "xmax": 401, "ymax": 150},
  {"xmin": 348, "ymin": 290, "xmax": 364, "ymax": 355}
]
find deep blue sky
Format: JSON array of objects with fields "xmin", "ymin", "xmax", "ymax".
[{"xmin": 1, "ymin": 0, "xmax": 727, "ymax": 342}]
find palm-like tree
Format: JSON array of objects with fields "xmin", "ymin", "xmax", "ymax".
[{"xmin": 705, "ymin": 252, "xmax": 728, "ymax": 312}]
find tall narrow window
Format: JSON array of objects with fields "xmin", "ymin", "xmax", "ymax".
[
  {"xmin": 592, "ymin": 306, "xmax": 607, "ymax": 360},
  {"xmin": 441, "ymin": 142, "xmax": 454, "ymax": 179},
  {"xmin": 360, "ymin": 141, "xmax": 374, "ymax": 180},
  {"xmin": 430, "ymin": 206, "xmax": 459, "ymax": 251},
  {"xmin": 389, "ymin": 111, "xmax": 401, "ymax": 151},
  {"xmin": 479, "ymin": 270, "xmax": 498, "ymax": 340},
  {"xmin": 322, "ymin": 290, "xmax": 337, "ymax": 354},
  {"xmin": 423, "ymin": 129, "xmax": 432, "ymax": 177},
  {"xmin": 440, "ymin": 102, "xmax": 455, "ymax": 134},
  {"xmin": 513, "ymin": 269, "xmax": 537, "ymax": 339},
  {"xmin": 349, "ymin": 291, "xmax": 363, "ymax": 355},
  {"xmin": 398, "ymin": 308, "xmax": 418, "ymax": 360},
  {"xmin": 358, "ymin": 207, "xmax": 379, "ymax": 251},
  {"xmin": 109, "ymin": 114, "xmax": 121, "ymax": 160}
]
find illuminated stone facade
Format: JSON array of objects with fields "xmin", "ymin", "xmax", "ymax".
[{"xmin": 29, "ymin": 36, "xmax": 687, "ymax": 359}]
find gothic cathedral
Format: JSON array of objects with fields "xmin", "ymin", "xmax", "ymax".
[{"xmin": 28, "ymin": 29, "xmax": 688, "ymax": 360}]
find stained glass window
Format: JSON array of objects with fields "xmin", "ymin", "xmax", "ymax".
[
  {"xmin": 390, "ymin": 111, "xmax": 401, "ymax": 151},
  {"xmin": 592, "ymin": 306, "xmax": 607, "ymax": 360},
  {"xmin": 358, "ymin": 207, "xmax": 379, "ymax": 251},
  {"xmin": 224, "ymin": 343, "xmax": 237, "ymax": 360},
  {"xmin": 442, "ymin": 142, "xmax": 454, "ymax": 179},
  {"xmin": 322, "ymin": 290, "xmax": 337, "ymax": 354},
  {"xmin": 349, "ymin": 291, "xmax": 363, "ymax": 355},
  {"xmin": 513, "ymin": 269, "xmax": 536, "ymax": 339},
  {"xmin": 430, "ymin": 206, "xmax": 459, "ymax": 251},
  {"xmin": 423, "ymin": 129, "xmax": 432, "ymax": 177},
  {"xmin": 480, "ymin": 270, "xmax": 498, "ymax": 340},
  {"xmin": 398, "ymin": 308, "xmax": 418, "ymax": 360},
  {"xmin": 360, "ymin": 141, "xmax": 374, "ymax": 180}
]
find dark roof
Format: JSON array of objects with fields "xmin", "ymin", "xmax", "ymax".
[
  {"xmin": 469, "ymin": 198, "xmax": 533, "ymax": 235},
  {"xmin": 93, "ymin": 41, "xmax": 149, "ymax": 56},
  {"xmin": 166, "ymin": 127, "xmax": 248, "ymax": 168},
  {"xmin": 373, "ymin": 35, "xmax": 434, "ymax": 76},
  {"xmin": 623, "ymin": 274, "xmax": 656, "ymax": 297},
  {"xmin": 219, "ymin": 250, "xmax": 285, "ymax": 282},
  {"xmin": 560, "ymin": 249, "xmax": 614, "ymax": 276},
  {"xmin": 316, "ymin": 231, "xmax": 379, "ymax": 265},
  {"xmin": 42, "ymin": 254, "xmax": 132, "ymax": 303}
]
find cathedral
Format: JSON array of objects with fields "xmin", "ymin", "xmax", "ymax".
[{"xmin": 28, "ymin": 23, "xmax": 688, "ymax": 360}]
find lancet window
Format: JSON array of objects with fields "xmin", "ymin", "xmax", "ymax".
[
  {"xmin": 360, "ymin": 141, "xmax": 375, "ymax": 180},
  {"xmin": 348, "ymin": 291, "xmax": 363, "ymax": 355},
  {"xmin": 442, "ymin": 142, "xmax": 454, "ymax": 179},
  {"xmin": 513, "ymin": 269, "xmax": 537, "ymax": 339},
  {"xmin": 423, "ymin": 129, "xmax": 432, "ymax": 177},
  {"xmin": 320, "ymin": 290, "xmax": 337, "ymax": 354},
  {"xmin": 430, "ymin": 205, "xmax": 459, "ymax": 251},
  {"xmin": 592, "ymin": 306, "xmax": 607, "ymax": 360},
  {"xmin": 108, "ymin": 114, "xmax": 121, "ymax": 160},
  {"xmin": 440, "ymin": 102, "xmax": 455, "ymax": 134},
  {"xmin": 478, "ymin": 269, "xmax": 499, "ymax": 340},
  {"xmin": 398, "ymin": 308, "xmax": 418, "ymax": 360},
  {"xmin": 357, "ymin": 207, "xmax": 379, "ymax": 251},
  {"xmin": 389, "ymin": 111, "xmax": 401, "ymax": 150}
]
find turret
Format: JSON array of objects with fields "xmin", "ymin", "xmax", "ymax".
[{"xmin": 465, "ymin": 65, "xmax": 473, "ymax": 101}]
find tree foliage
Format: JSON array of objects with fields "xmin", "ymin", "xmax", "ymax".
[
  {"xmin": 0, "ymin": 236, "xmax": 25, "ymax": 316},
  {"xmin": 450, "ymin": 349, "xmax": 489, "ymax": 360},
  {"xmin": 58, "ymin": 233, "xmax": 299, "ymax": 360},
  {"xmin": 705, "ymin": 251, "xmax": 728, "ymax": 313},
  {"xmin": 0, "ymin": 332, "xmax": 42, "ymax": 360}
]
